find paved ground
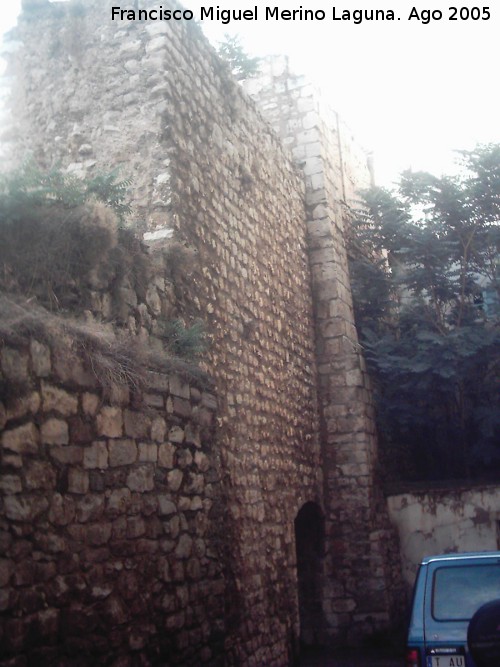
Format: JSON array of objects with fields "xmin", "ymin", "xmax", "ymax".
[{"xmin": 300, "ymin": 647, "xmax": 403, "ymax": 666}]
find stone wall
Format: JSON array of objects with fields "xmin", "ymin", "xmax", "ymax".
[
  {"xmin": 244, "ymin": 57, "xmax": 404, "ymax": 642},
  {"xmin": 1, "ymin": 0, "xmax": 404, "ymax": 663},
  {"xmin": 388, "ymin": 484, "xmax": 500, "ymax": 588},
  {"xmin": 0, "ymin": 335, "xmax": 223, "ymax": 666}
]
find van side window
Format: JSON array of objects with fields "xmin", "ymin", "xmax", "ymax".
[{"xmin": 432, "ymin": 564, "xmax": 500, "ymax": 621}]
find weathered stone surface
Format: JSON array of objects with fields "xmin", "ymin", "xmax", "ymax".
[
  {"xmin": 106, "ymin": 488, "xmax": 132, "ymax": 515},
  {"xmin": 68, "ymin": 468, "xmax": 89, "ymax": 494},
  {"xmin": 138, "ymin": 443, "xmax": 158, "ymax": 463},
  {"xmin": 108, "ymin": 439, "xmax": 137, "ymax": 467},
  {"xmin": 41, "ymin": 418, "xmax": 69, "ymax": 445},
  {"xmin": 96, "ymin": 407, "xmax": 123, "ymax": 438},
  {"xmin": 0, "ymin": 475, "xmax": 22, "ymax": 494},
  {"xmin": 1, "ymin": 348, "xmax": 29, "ymax": 382},
  {"xmin": 151, "ymin": 417, "xmax": 167, "ymax": 443},
  {"xmin": 126, "ymin": 465, "xmax": 154, "ymax": 493},
  {"xmin": 2, "ymin": 423, "xmax": 39, "ymax": 454},
  {"xmin": 167, "ymin": 469, "xmax": 183, "ymax": 492},
  {"xmin": 175, "ymin": 534, "xmax": 193, "ymax": 560},
  {"xmin": 41, "ymin": 383, "xmax": 78, "ymax": 415},
  {"xmin": 168, "ymin": 426, "xmax": 185, "ymax": 444},
  {"xmin": 123, "ymin": 410, "xmax": 150, "ymax": 439},
  {"xmin": 25, "ymin": 461, "xmax": 57, "ymax": 490},
  {"xmin": 48, "ymin": 494, "xmax": 76, "ymax": 526},
  {"xmin": 158, "ymin": 495, "xmax": 177, "ymax": 516},
  {"xmin": 30, "ymin": 339, "xmax": 51, "ymax": 377},
  {"xmin": 169, "ymin": 376, "xmax": 190, "ymax": 400},
  {"xmin": 76, "ymin": 494, "xmax": 104, "ymax": 523},
  {"xmin": 82, "ymin": 393, "xmax": 100, "ymax": 416},
  {"xmin": 50, "ymin": 445, "xmax": 83, "ymax": 464},
  {"xmin": 4, "ymin": 496, "xmax": 49, "ymax": 521},
  {"xmin": 83, "ymin": 441, "xmax": 108, "ymax": 469},
  {"xmin": 158, "ymin": 443, "xmax": 175, "ymax": 468}
]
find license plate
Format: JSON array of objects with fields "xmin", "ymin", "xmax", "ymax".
[{"xmin": 428, "ymin": 656, "xmax": 465, "ymax": 667}]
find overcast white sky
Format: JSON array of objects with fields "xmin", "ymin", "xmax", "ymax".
[{"xmin": 1, "ymin": 0, "xmax": 499, "ymax": 186}]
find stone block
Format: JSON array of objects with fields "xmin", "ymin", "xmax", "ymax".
[
  {"xmin": 127, "ymin": 517, "xmax": 146, "ymax": 538},
  {"xmin": 30, "ymin": 339, "xmax": 51, "ymax": 377},
  {"xmin": 76, "ymin": 494, "xmax": 105, "ymax": 523},
  {"xmin": 201, "ymin": 392, "xmax": 217, "ymax": 410},
  {"xmin": 194, "ymin": 451, "xmax": 210, "ymax": 472},
  {"xmin": 175, "ymin": 534, "xmax": 193, "ymax": 559},
  {"xmin": 167, "ymin": 469, "xmax": 183, "ymax": 492},
  {"xmin": 123, "ymin": 410, "xmax": 150, "ymax": 439},
  {"xmin": 1, "ymin": 348, "xmax": 29, "ymax": 382},
  {"xmin": 0, "ymin": 475, "xmax": 22, "ymax": 494},
  {"xmin": 82, "ymin": 392, "xmax": 100, "ymax": 416},
  {"xmin": 50, "ymin": 446, "xmax": 83, "ymax": 464},
  {"xmin": 2, "ymin": 423, "xmax": 39, "ymax": 454},
  {"xmin": 25, "ymin": 461, "xmax": 57, "ymax": 490},
  {"xmin": 96, "ymin": 407, "xmax": 123, "ymax": 438},
  {"xmin": 41, "ymin": 418, "xmax": 69, "ymax": 445},
  {"xmin": 138, "ymin": 443, "xmax": 158, "ymax": 463},
  {"xmin": 4, "ymin": 496, "xmax": 49, "ymax": 522},
  {"xmin": 48, "ymin": 493, "xmax": 76, "ymax": 526},
  {"xmin": 107, "ymin": 488, "xmax": 132, "ymax": 515},
  {"xmin": 108, "ymin": 439, "xmax": 137, "ymax": 467},
  {"xmin": 158, "ymin": 495, "xmax": 176, "ymax": 516},
  {"xmin": 53, "ymin": 354, "xmax": 97, "ymax": 388},
  {"xmin": 0, "ymin": 559, "xmax": 13, "ymax": 587},
  {"xmin": 158, "ymin": 443, "xmax": 175, "ymax": 468},
  {"xmin": 84, "ymin": 441, "xmax": 109, "ymax": 469},
  {"xmin": 151, "ymin": 417, "xmax": 167, "ymax": 443},
  {"xmin": 68, "ymin": 416, "xmax": 94, "ymax": 444},
  {"xmin": 4, "ymin": 392, "xmax": 41, "ymax": 423},
  {"xmin": 169, "ymin": 375, "xmax": 190, "ymax": 399},
  {"xmin": 168, "ymin": 426, "xmax": 185, "ymax": 444},
  {"xmin": 41, "ymin": 383, "xmax": 78, "ymax": 415},
  {"xmin": 126, "ymin": 465, "xmax": 155, "ymax": 493},
  {"xmin": 68, "ymin": 468, "xmax": 90, "ymax": 494},
  {"xmin": 88, "ymin": 523, "xmax": 112, "ymax": 546},
  {"xmin": 171, "ymin": 397, "xmax": 191, "ymax": 418},
  {"xmin": 144, "ymin": 393, "xmax": 164, "ymax": 409}
]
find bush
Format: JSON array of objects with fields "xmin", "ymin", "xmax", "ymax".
[{"xmin": 0, "ymin": 163, "xmax": 132, "ymax": 307}]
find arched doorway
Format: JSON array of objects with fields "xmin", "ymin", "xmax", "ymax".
[{"xmin": 294, "ymin": 502, "xmax": 325, "ymax": 647}]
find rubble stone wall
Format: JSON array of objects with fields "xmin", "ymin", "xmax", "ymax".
[{"xmin": 0, "ymin": 338, "xmax": 223, "ymax": 666}]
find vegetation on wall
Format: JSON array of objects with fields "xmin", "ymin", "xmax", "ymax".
[
  {"xmin": 0, "ymin": 164, "xmax": 208, "ymax": 395},
  {"xmin": 349, "ymin": 144, "xmax": 500, "ymax": 481},
  {"xmin": 0, "ymin": 163, "xmax": 135, "ymax": 308},
  {"xmin": 216, "ymin": 34, "xmax": 261, "ymax": 80}
]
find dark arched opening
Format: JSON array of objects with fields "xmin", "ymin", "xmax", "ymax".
[{"xmin": 294, "ymin": 501, "xmax": 325, "ymax": 648}]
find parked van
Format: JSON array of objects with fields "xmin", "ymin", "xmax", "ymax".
[{"xmin": 406, "ymin": 552, "xmax": 500, "ymax": 667}]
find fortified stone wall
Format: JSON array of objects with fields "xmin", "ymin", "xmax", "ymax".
[
  {"xmin": 0, "ymin": 340, "xmax": 223, "ymax": 667},
  {"xmin": 1, "ymin": 0, "xmax": 404, "ymax": 664},
  {"xmin": 2, "ymin": 1, "xmax": 323, "ymax": 664},
  {"xmin": 244, "ymin": 58, "xmax": 404, "ymax": 640}
]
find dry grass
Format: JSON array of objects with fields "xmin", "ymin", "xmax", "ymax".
[{"xmin": 0, "ymin": 295, "xmax": 210, "ymax": 392}]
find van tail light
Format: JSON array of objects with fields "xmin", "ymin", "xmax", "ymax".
[{"xmin": 405, "ymin": 647, "xmax": 420, "ymax": 667}]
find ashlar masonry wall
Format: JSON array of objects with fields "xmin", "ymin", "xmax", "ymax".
[{"xmin": 245, "ymin": 58, "xmax": 404, "ymax": 641}]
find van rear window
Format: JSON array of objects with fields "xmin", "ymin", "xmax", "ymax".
[{"xmin": 433, "ymin": 564, "xmax": 500, "ymax": 621}]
